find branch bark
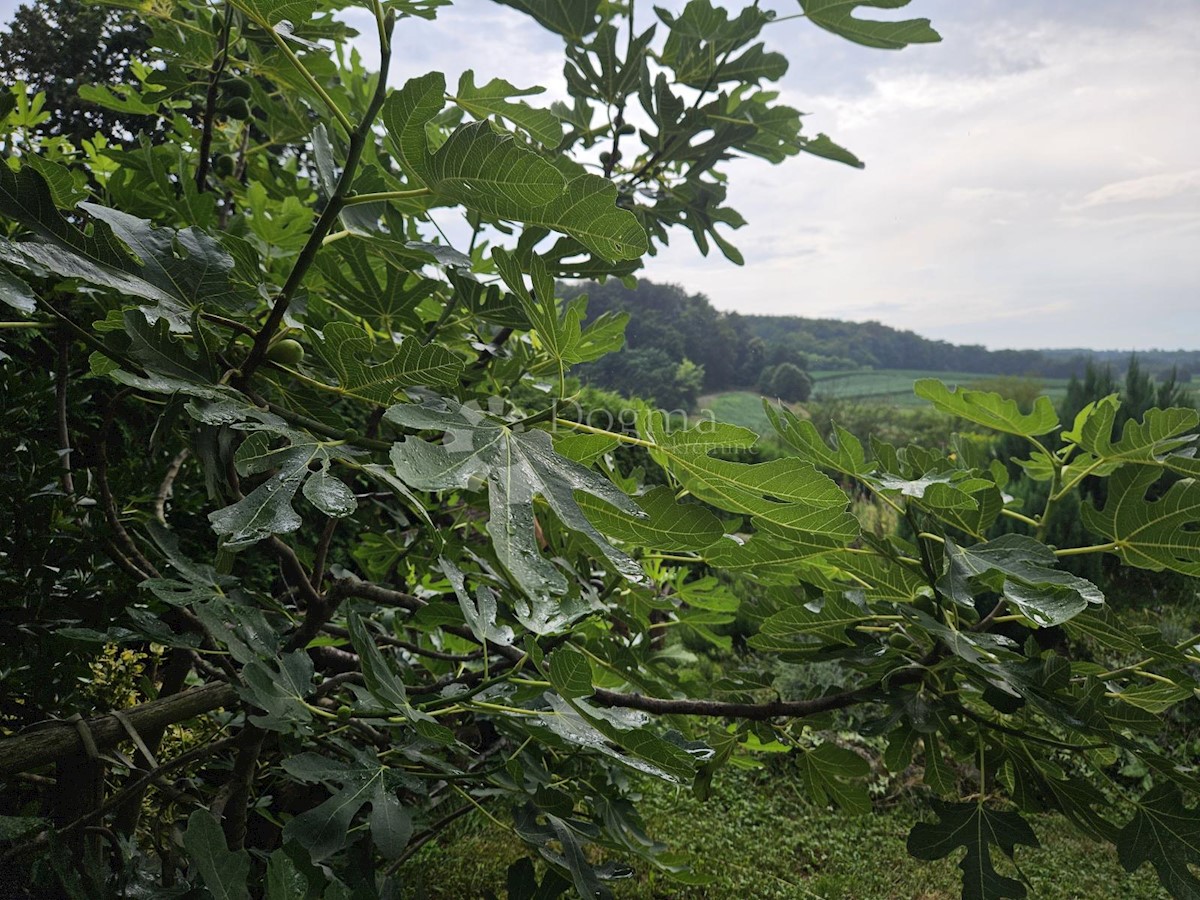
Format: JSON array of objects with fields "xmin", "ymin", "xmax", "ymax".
[{"xmin": 0, "ymin": 682, "xmax": 236, "ymax": 777}]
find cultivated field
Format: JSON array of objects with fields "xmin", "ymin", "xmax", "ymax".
[{"xmin": 809, "ymin": 368, "xmax": 1071, "ymax": 407}]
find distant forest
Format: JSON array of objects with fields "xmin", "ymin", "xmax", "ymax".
[{"xmin": 566, "ymin": 278, "xmax": 1200, "ymax": 406}]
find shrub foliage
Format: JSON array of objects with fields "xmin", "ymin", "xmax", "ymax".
[{"xmin": 1, "ymin": 1, "xmax": 1198, "ymax": 898}]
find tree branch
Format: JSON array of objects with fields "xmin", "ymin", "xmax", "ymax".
[
  {"xmin": 0, "ymin": 682, "xmax": 237, "ymax": 777},
  {"xmin": 195, "ymin": 3, "xmax": 233, "ymax": 193},
  {"xmin": 241, "ymin": 10, "xmax": 397, "ymax": 378},
  {"xmin": 589, "ymin": 686, "xmax": 870, "ymax": 721}
]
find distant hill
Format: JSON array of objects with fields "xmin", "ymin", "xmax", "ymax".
[
  {"xmin": 739, "ymin": 315, "xmax": 1200, "ymax": 380},
  {"xmin": 566, "ymin": 278, "xmax": 1199, "ymax": 405}
]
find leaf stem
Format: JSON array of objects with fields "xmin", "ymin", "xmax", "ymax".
[
  {"xmin": 998, "ymin": 508, "xmax": 1040, "ymax": 529},
  {"xmin": 1053, "ymin": 541, "xmax": 1118, "ymax": 558},
  {"xmin": 341, "ymin": 188, "xmax": 432, "ymax": 207},
  {"xmin": 257, "ymin": 15, "xmax": 352, "ymax": 134},
  {"xmin": 554, "ymin": 417, "xmax": 656, "ymax": 449}
]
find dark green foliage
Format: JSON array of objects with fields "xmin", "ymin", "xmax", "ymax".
[
  {"xmin": 0, "ymin": 0, "xmax": 151, "ymax": 142},
  {"xmin": 764, "ymin": 361, "xmax": 812, "ymax": 403},
  {"xmin": 1, "ymin": 3, "xmax": 1199, "ymax": 900}
]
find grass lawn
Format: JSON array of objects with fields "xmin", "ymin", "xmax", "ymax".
[{"xmin": 396, "ymin": 766, "xmax": 1165, "ymax": 899}]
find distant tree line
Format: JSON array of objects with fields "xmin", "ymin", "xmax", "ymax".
[{"xmin": 567, "ymin": 278, "xmax": 1199, "ymax": 408}]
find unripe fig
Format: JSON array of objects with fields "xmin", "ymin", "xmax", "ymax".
[
  {"xmin": 617, "ymin": 123, "xmax": 636, "ymax": 136},
  {"xmin": 336, "ymin": 705, "xmax": 352, "ymax": 721},
  {"xmin": 213, "ymin": 154, "xmax": 235, "ymax": 177},
  {"xmin": 266, "ymin": 338, "xmax": 304, "ymax": 366}
]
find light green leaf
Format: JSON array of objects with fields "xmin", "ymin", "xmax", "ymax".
[
  {"xmin": 493, "ymin": 249, "xmax": 628, "ymax": 380},
  {"xmin": 810, "ymin": 548, "xmax": 933, "ymax": 603},
  {"xmin": 387, "ymin": 398, "xmax": 645, "ymax": 600},
  {"xmin": 799, "ymin": 0, "xmax": 941, "ymax": 50},
  {"xmin": 381, "ymin": 71, "xmax": 446, "ymax": 187},
  {"xmin": 547, "ymin": 645, "xmax": 593, "ymax": 699},
  {"xmin": 794, "ymin": 743, "xmax": 871, "ymax": 814},
  {"xmin": 1065, "ymin": 395, "xmax": 1200, "ymax": 475},
  {"xmin": 453, "ymin": 71, "xmax": 563, "ymax": 146},
  {"xmin": 700, "ymin": 528, "xmax": 835, "ymax": 578},
  {"xmin": 310, "ymin": 322, "xmax": 463, "ymax": 403},
  {"xmin": 526, "ymin": 172, "xmax": 647, "ymax": 261},
  {"xmin": 383, "ymin": 83, "xmax": 645, "ymax": 259},
  {"xmin": 231, "ymin": 0, "xmax": 322, "ymax": 28},
  {"xmin": 427, "ymin": 120, "xmax": 565, "ymax": 211},
  {"xmin": 907, "ymin": 801, "xmax": 1038, "ymax": 900},
  {"xmin": 1081, "ymin": 466, "xmax": 1200, "ymax": 576},
  {"xmin": 23, "ymin": 156, "xmax": 87, "ymax": 208},
  {"xmin": 641, "ymin": 414, "xmax": 854, "ymax": 535},
  {"xmin": 914, "ymin": 379, "xmax": 1059, "ymax": 439},
  {"xmin": 577, "ymin": 486, "xmax": 723, "ymax": 552},
  {"xmin": 749, "ymin": 594, "xmax": 866, "ymax": 652},
  {"xmin": 767, "ymin": 404, "xmax": 874, "ymax": 477},
  {"xmin": 1063, "ymin": 608, "xmax": 1143, "ymax": 654},
  {"xmin": 926, "ymin": 481, "xmax": 1005, "ymax": 540},
  {"xmin": 77, "ymin": 83, "xmax": 159, "ymax": 115},
  {"xmin": 552, "ymin": 432, "xmax": 617, "ymax": 465},
  {"xmin": 1114, "ymin": 682, "xmax": 1193, "ymax": 715},
  {"xmin": 183, "ymin": 810, "xmax": 251, "ymax": 900}
]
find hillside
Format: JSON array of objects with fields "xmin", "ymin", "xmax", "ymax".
[{"xmin": 567, "ymin": 278, "xmax": 1199, "ymax": 408}]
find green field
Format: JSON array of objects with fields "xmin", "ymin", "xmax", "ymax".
[
  {"xmin": 697, "ymin": 390, "xmax": 782, "ymax": 434},
  {"xmin": 699, "ymin": 371, "xmax": 1072, "ymax": 433},
  {"xmin": 809, "ymin": 369, "xmax": 1070, "ymax": 407}
]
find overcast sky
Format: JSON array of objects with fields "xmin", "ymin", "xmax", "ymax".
[{"xmin": 3, "ymin": 0, "xmax": 1197, "ymax": 350}]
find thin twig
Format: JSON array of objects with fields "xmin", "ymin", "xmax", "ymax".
[
  {"xmin": 98, "ymin": 400, "xmax": 160, "ymax": 580},
  {"xmin": 322, "ymin": 624, "xmax": 483, "ymax": 662},
  {"xmin": 55, "ymin": 325, "xmax": 74, "ymax": 497},
  {"xmin": 154, "ymin": 448, "xmax": 190, "ymax": 525},
  {"xmin": 311, "ymin": 517, "xmax": 338, "ymax": 590}
]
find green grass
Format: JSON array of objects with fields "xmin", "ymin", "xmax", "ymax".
[
  {"xmin": 696, "ymin": 391, "xmax": 780, "ymax": 434},
  {"xmin": 809, "ymin": 369, "xmax": 1070, "ymax": 408},
  {"xmin": 698, "ymin": 372, "xmax": 1070, "ymax": 435},
  {"xmin": 397, "ymin": 767, "xmax": 1166, "ymax": 899}
]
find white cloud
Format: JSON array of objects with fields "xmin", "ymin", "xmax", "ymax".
[
  {"xmin": 646, "ymin": 7, "xmax": 1200, "ymax": 349},
  {"xmin": 1076, "ymin": 170, "xmax": 1200, "ymax": 209}
]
